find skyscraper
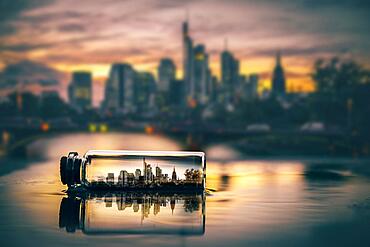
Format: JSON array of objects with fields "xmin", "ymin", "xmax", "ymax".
[
  {"xmin": 68, "ymin": 71, "xmax": 92, "ymax": 110},
  {"xmin": 210, "ymin": 75, "xmax": 219, "ymax": 102},
  {"xmin": 135, "ymin": 169, "xmax": 141, "ymax": 180},
  {"xmin": 143, "ymin": 157, "xmax": 147, "ymax": 183},
  {"xmin": 272, "ymin": 51, "xmax": 286, "ymax": 96},
  {"xmin": 221, "ymin": 43, "xmax": 240, "ymax": 104},
  {"xmin": 155, "ymin": 166, "xmax": 162, "ymax": 180},
  {"xmin": 182, "ymin": 19, "xmax": 215, "ymax": 106},
  {"xmin": 104, "ymin": 63, "xmax": 135, "ymax": 113},
  {"xmin": 169, "ymin": 79, "xmax": 186, "ymax": 107},
  {"xmin": 243, "ymin": 74, "xmax": 259, "ymax": 100},
  {"xmin": 193, "ymin": 44, "xmax": 210, "ymax": 104},
  {"xmin": 106, "ymin": 173, "xmax": 114, "ymax": 184},
  {"xmin": 118, "ymin": 170, "xmax": 128, "ymax": 187},
  {"xmin": 134, "ymin": 71, "xmax": 156, "ymax": 113},
  {"xmin": 206, "ymin": 68, "xmax": 213, "ymax": 100},
  {"xmin": 158, "ymin": 58, "xmax": 176, "ymax": 92},
  {"xmin": 183, "ymin": 19, "xmax": 195, "ymax": 103},
  {"xmin": 143, "ymin": 158, "xmax": 154, "ymax": 183}
]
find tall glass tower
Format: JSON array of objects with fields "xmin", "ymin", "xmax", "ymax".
[{"xmin": 182, "ymin": 20, "xmax": 194, "ymax": 102}]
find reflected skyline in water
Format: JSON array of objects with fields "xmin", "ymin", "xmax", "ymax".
[{"xmin": 59, "ymin": 192, "xmax": 205, "ymax": 235}]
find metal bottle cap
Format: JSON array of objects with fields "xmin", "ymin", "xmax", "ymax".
[{"xmin": 60, "ymin": 152, "xmax": 82, "ymax": 186}]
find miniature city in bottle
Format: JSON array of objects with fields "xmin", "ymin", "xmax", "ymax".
[{"xmin": 60, "ymin": 150, "xmax": 206, "ymax": 191}]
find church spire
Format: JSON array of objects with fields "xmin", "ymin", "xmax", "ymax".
[
  {"xmin": 272, "ymin": 50, "xmax": 286, "ymax": 96},
  {"xmin": 276, "ymin": 50, "xmax": 281, "ymax": 67},
  {"xmin": 172, "ymin": 166, "xmax": 177, "ymax": 181}
]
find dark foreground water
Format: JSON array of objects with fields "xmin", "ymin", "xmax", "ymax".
[{"xmin": 1, "ymin": 133, "xmax": 370, "ymax": 247}]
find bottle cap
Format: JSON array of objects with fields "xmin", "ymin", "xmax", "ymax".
[{"xmin": 60, "ymin": 152, "xmax": 82, "ymax": 186}]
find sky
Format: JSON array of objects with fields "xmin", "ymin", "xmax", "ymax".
[{"xmin": 0, "ymin": 0, "xmax": 369, "ymax": 105}]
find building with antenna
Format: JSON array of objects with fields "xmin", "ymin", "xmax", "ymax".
[
  {"xmin": 272, "ymin": 51, "xmax": 286, "ymax": 96},
  {"xmin": 182, "ymin": 15, "xmax": 212, "ymax": 106},
  {"xmin": 183, "ymin": 17, "xmax": 194, "ymax": 102}
]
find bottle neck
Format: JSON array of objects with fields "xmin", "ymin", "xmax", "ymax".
[{"xmin": 60, "ymin": 152, "xmax": 83, "ymax": 186}]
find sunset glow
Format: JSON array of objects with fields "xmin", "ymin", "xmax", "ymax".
[{"xmin": 1, "ymin": 0, "xmax": 368, "ymax": 105}]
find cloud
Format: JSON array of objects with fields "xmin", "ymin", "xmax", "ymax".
[
  {"xmin": 0, "ymin": 0, "xmax": 54, "ymax": 36},
  {"xmin": 0, "ymin": 60, "xmax": 66, "ymax": 88},
  {"xmin": 57, "ymin": 23, "xmax": 86, "ymax": 33},
  {"xmin": 0, "ymin": 43, "xmax": 54, "ymax": 52},
  {"xmin": 299, "ymin": 0, "xmax": 370, "ymax": 9},
  {"xmin": 0, "ymin": 0, "xmax": 50, "ymax": 22},
  {"xmin": 243, "ymin": 44, "xmax": 351, "ymax": 58}
]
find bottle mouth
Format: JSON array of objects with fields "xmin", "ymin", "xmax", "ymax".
[{"xmin": 60, "ymin": 152, "xmax": 82, "ymax": 186}]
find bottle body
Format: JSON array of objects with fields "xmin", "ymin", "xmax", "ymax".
[{"xmin": 61, "ymin": 150, "xmax": 206, "ymax": 191}]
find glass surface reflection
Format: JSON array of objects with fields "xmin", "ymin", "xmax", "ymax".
[{"xmin": 59, "ymin": 192, "xmax": 205, "ymax": 236}]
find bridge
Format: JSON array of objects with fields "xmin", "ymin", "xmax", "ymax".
[{"xmin": 0, "ymin": 120, "xmax": 351, "ymax": 158}]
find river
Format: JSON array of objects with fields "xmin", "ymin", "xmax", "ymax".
[{"xmin": 0, "ymin": 132, "xmax": 370, "ymax": 246}]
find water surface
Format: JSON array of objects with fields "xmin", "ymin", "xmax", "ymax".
[{"xmin": 1, "ymin": 133, "xmax": 370, "ymax": 246}]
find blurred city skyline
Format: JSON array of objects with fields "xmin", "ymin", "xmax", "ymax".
[{"xmin": 1, "ymin": 0, "xmax": 369, "ymax": 105}]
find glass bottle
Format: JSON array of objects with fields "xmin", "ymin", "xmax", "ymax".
[{"xmin": 60, "ymin": 150, "xmax": 206, "ymax": 191}]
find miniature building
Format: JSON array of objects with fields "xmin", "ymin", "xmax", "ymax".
[{"xmin": 106, "ymin": 173, "xmax": 114, "ymax": 185}]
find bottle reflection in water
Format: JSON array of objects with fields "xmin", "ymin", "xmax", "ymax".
[
  {"xmin": 60, "ymin": 150, "xmax": 206, "ymax": 191},
  {"xmin": 59, "ymin": 192, "xmax": 205, "ymax": 235}
]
